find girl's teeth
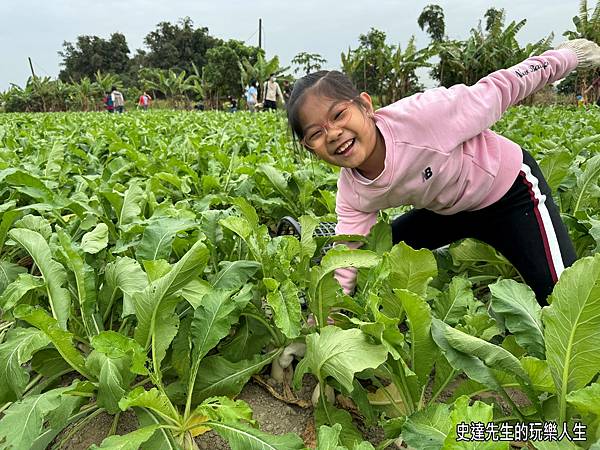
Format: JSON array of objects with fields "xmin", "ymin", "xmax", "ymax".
[{"xmin": 337, "ymin": 139, "xmax": 353, "ymax": 154}]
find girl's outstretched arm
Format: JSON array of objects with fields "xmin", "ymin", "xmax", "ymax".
[{"xmin": 396, "ymin": 41, "xmax": 599, "ymax": 152}]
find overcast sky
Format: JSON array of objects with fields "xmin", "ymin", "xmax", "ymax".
[{"xmin": 0, "ymin": 0, "xmax": 580, "ymax": 91}]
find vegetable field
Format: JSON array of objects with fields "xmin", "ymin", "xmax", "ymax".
[{"xmin": 0, "ymin": 107, "xmax": 599, "ymax": 450}]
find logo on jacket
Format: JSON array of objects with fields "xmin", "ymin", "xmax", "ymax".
[{"xmin": 422, "ymin": 167, "xmax": 433, "ymax": 181}]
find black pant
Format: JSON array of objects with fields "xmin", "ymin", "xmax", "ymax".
[
  {"xmin": 391, "ymin": 149, "xmax": 577, "ymax": 305},
  {"xmin": 263, "ymin": 100, "xmax": 277, "ymax": 110}
]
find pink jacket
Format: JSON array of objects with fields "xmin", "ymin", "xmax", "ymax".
[{"xmin": 334, "ymin": 49, "xmax": 578, "ymax": 293}]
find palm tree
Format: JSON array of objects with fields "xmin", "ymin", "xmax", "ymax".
[{"xmin": 340, "ymin": 47, "xmax": 366, "ymax": 90}]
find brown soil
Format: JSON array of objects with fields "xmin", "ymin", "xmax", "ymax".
[
  {"xmin": 195, "ymin": 373, "xmax": 386, "ymax": 450},
  {"xmin": 52, "ymin": 374, "xmax": 387, "ymax": 450},
  {"xmin": 54, "ymin": 409, "xmax": 139, "ymax": 450},
  {"xmin": 195, "ymin": 376, "xmax": 315, "ymax": 450}
]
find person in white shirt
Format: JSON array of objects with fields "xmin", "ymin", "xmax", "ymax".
[
  {"xmin": 262, "ymin": 74, "xmax": 284, "ymax": 111},
  {"xmin": 111, "ymin": 86, "xmax": 125, "ymax": 114}
]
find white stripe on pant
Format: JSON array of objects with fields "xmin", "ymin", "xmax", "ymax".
[{"xmin": 520, "ymin": 163, "xmax": 565, "ymax": 281}]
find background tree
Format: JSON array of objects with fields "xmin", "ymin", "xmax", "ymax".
[
  {"xmin": 386, "ymin": 36, "xmax": 429, "ymax": 102},
  {"xmin": 139, "ymin": 68, "xmax": 193, "ymax": 108},
  {"xmin": 484, "ymin": 7, "xmax": 505, "ymax": 32},
  {"xmin": 186, "ymin": 62, "xmax": 209, "ymax": 105},
  {"xmin": 564, "ymin": 0, "xmax": 600, "ymax": 42},
  {"xmin": 239, "ymin": 54, "xmax": 288, "ymax": 100},
  {"xmin": 58, "ymin": 33, "xmax": 130, "ymax": 82},
  {"xmin": 2, "ymin": 77, "xmax": 77, "ymax": 112},
  {"xmin": 203, "ymin": 40, "xmax": 263, "ymax": 107},
  {"xmin": 93, "ymin": 71, "xmax": 121, "ymax": 95},
  {"xmin": 341, "ymin": 28, "xmax": 388, "ymax": 96},
  {"xmin": 341, "ymin": 28, "xmax": 428, "ymax": 105},
  {"xmin": 425, "ymin": 8, "xmax": 552, "ymax": 87},
  {"xmin": 561, "ymin": 0, "xmax": 600, "ymax": 98},
  {"xmin": 417, "ymin": 4, "xmax": 446, "ymax": 42},
  {"xmin": 72, "ymin": 77, "xmax": 97, "ymax": 112},
  {"xmin": 204, "ymin": 44, "xmax": 242, "ymax": 105},
  {"xmin": 140, "ymin": 17, "xmax": 221, "ymax": 74},
  {"xmin": 418, "ymin": 4, "xmax": 451, "ymax": 85},
  {"xmin": 291, "ymin": 52, "xmax": 327, "ymax": 75}
]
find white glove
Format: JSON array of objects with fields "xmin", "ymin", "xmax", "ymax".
[{"xmin": 555, "ymin": 38, "xmax": 600, "ymax": 69}]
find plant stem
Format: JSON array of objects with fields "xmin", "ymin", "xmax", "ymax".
[
  {"xmin": 0, "ymin": 321, "xmax": 14, "ymax": 333},
  {"xmin": 240, "ymin": 311, "xmax": 283, "ymax": 346},
  {"xmin": 372, "ymin": 378, "xmax": 405, "ymax": 417},
  {"xmin": 391, "ymin": 359, "xmax": 415, "ymax": 415},
  {"xmin": 24, "ymin": 373, "xmax": 43, "ymax": 392},
  {"xmin": 117, "ymin": 316, "xmax": 129, "ymax": 334},
  {"xmin": 27, "ymin": 369, "xmax": 73, "ymax": 395},
  {"xmin": 179, "ymin": 306, "xmax": 191, "ymax": 319},
  {"xmin": 102, "ymin": 290, "xmax": 117, "ymax": 324},
  {"xmin": 132, "ymin": 377, "xmax": 151, "ymax": 388},
  {"xmin": 108, "ymin": 412, "xmax": 120, "ymax": 437},
  {"xmin": 148, "ymin": 370, "xmax": 181, "ymax": 425},
  {"xmin": 0, "ymin": 401, "xmax": 12, "ymax": 415},
  {"xmin": 34, "ymin": 405, "xmax": 99, "ymax": 447},
  {"xmin": 149, "ymin": 335, "xmax": 180, "ymax": 423},
  {"xmin": 375, "ymin": 439, "xmax": 397, "ymax": 450},
  {"xmin": 52, "ymin": 407, "xmax": 104, "ymax": 450},
  {"xmin": 428, "ymin": 369, "xmax": 457, "ymax": 405}
]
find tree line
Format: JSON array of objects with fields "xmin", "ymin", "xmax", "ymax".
[{"xmin": 1, "ymin": 1, "xmax": 599, "ymax": 113}]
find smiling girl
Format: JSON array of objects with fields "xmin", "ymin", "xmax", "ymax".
[{"xmin": 286, "ymin": 39, "xmax": 600, "ymax": 305}]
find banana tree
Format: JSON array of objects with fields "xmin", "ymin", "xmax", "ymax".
[
  {"xmin": 239, "ymin": 54, "xmax": 289, "ymax": 99},
  {"xmin": 564, "ymin": 0, "xmax": 600, "ymax": 98},
  {"xmin": 93, "ymin": 71, "xmax": 121, "ymax": 96},
  {"xmin": 387, "ymin": 36, "xmax": 432, "ymax": 102},
  {"xmin": 140, "ymin": 68, "xmax": 194, "ymax": 108},
  {"xmin": 71, "ymin": 77, "xmax": 98, "ymax": 112}
]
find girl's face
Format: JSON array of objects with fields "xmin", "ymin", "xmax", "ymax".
[{"xmin": 297, "ymin": 92, "xmax": 379, "ymax": 170}]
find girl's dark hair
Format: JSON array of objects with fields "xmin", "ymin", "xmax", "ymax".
[{"xmin": 286, "ymin": 70, "xmax": 365, "ymax": 142}]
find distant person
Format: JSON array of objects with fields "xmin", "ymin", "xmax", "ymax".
[
  {"xmin": 282, "ymin": 80, "xmax": 292, "ymax": 103},
  {"xmin": 583, "ymin": 76, "xmax": 600, "ymax": 106},
  {"xmin": 228, "ymin": 95, "xmax": 238, "ymax": 112},
  {"xmin": 138, "ymin": 91, "xmax": 152, "ymax": 110},
  {"xmin": 103, "ymin": 92, "xmax": 114, "ymax": 113},
  {"xmin": 262, "ymin": 74, "xmax": 284, "ymax": 111},
  {"xmin": 111, "ymin": 86, "xmax": 125, "ymax": 114},
  {"xmin": 245, "ymin": 82, "xmax": 258, "ymax": 112}
]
